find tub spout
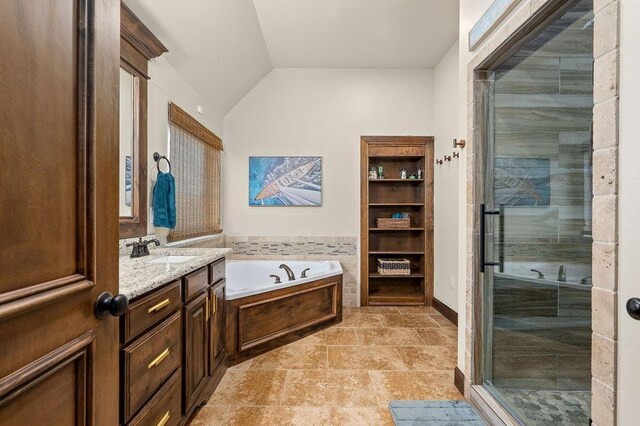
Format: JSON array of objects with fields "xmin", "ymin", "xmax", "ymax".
[{"xmin": 279, "ymin": 264, "xmax": 296, "ymax": 281}]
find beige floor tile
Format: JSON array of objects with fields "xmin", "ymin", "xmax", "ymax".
[
  {"xmin": 189, "ymin": 406, "xmax": 229, "ymax": 425},
  {"xmin": 298, "ymin": 327, "xmax": 359, "ymax": 345},
  {"xmin": 429, "ymin": 314, "xmax": 457, "ymax": 328},
  {"xmin": 335, "ymin": 313, "xmax": 384, "ymax": 328},
  {"xmin": 210, "ymin": 406, "xmax": 331, "ymax": 426},
  {"xmin": 330, "ymin": 407, "xmax": 394, "ymax": 426},
  {"xmin": 208, "ymin": 370, "xmax": 287, "ymax": 406},
  {"xmin": 379, "ymin": 314, "xmax": 439, "ymax": 328},
  {"xmin": 394, "ymin": 306, "xmax": 439, "ymax": 315},
  {"xmin": 250, "ymin": 344, "xmax": 327, "ymax": 370},
  {"xmin": 395, "ymin": 345, "xmax": 457, "ymax": 370},
  {"xmin": 368, "ymin": 370, "xmax": 463, "ymax": 405},
  {"xmin": 356, "ymin": 327, "xmax": 425, "ymax": 346},
  {"xmin": 328, "ymin": 346, "xmax": 407, "ymax": 370},
  {"xmin": 280, "ymin": 370, "xmax": 378, "ymax": 407},
  {"xmin": 227, "ymin": 359, "xmax": 252, "ymax": 370},
  {"xmin": 345, "ymin": 306, "xmax": 400, "ymax": 314},
  {"xmin": 415, "ymin": 327, "xmax": 458, "ymax": 346}
]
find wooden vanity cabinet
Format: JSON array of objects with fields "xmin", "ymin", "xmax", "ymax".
[
  {"xmin": 183, "ymin": 292, "xmax": 210, "ymax": 414},
  {"xmin": 120, "ymin": 259, "xmax": 227, "ymax": 425},
  {"xmin": 209, "ymin": 280, "xmax": 226, "ymax": 373}
]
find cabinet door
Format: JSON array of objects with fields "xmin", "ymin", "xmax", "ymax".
[
  {"xmin": 183, "ymin": 292, "xmax": 209, "ymax": 413},
  {"xmin": 209, "ymin": 280, "xmax": 226, "ymax": 373}
]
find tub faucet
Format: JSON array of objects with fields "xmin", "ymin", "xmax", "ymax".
[
  {"xmin": 557, "ymin": 265, "xmax": 566, "ymax": 282},
  {"xmin": 531, "ymin": 269, "xmax": 545, "ymax": 279},
  {"xmin": 301, "ymin": 268, "xmax": 310, "ymax": 278},
  {"xmin": 269, "ymin": 274, "xmax": 282, "ymax": 284},
  {"xmin": 279, "ymin": 264, "xmax": 296, "ymax": 281}
]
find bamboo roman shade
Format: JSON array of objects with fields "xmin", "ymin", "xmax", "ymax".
[{"xmin": 167, "ymin": 103, "xmax": 222, "ymax": 242}]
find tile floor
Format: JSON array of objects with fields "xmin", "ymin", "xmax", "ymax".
[{"xmin": 189, "ymin": 306, "xmax": 461, "ymax": 425}]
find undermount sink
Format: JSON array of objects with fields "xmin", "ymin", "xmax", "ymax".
[{"xmin": 147, "ymin": 255, "xmax": 197, "ymax": 264}]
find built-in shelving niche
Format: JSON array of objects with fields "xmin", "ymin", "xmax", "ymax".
[{"xmin": 360, "ymin": 136, "xmax": 434, "ymax": 306}]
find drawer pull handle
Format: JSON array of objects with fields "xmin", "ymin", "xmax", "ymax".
[
  {"xmin": 157, "ymin": 411, "xmax": 170, "ymax": 426},
  {"xmin": 148, "ymin": 299, "xmax": 170, "ymax": 314},
  {"xmin": 148, "ymin": 348, "xmax": 170, "ymax": 369}
]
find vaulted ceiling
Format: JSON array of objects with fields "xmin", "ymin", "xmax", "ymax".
[{"xmin": 124, "ymin": 0, "xmax": 459, "ymax": 116}]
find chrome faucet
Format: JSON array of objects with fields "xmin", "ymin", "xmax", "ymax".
[
  {"xmin": 279, "ymin": 264, "xmax": 296, "ymax": 281},
  {"xmin": 531, "ymin": 269, "xmax": 545, "ymax": 279},
  {"xmin": 557, "ymin": 265, "xmax": 566, "ymax": 282}
]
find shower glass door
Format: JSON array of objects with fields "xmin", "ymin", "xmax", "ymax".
[{"xmin": 482, "ymin": 1, "xmax": 594, "ymax": 424}]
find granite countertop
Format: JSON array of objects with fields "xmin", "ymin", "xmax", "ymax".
[{"xmin": 119, "ymin": 247, "xmax": 232, "ymax": 300}]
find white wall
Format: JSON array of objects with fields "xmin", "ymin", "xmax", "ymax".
[
  {"xmin": 433, "ymin": 41, "xmax": 461, "ymax": 311},
  {"xmin": 222, "ymin": 68, "xmax": 434, "ymax": 236},
  {"xmin": 617, "ymin": 0, "xmax": 640, "ymax": 422},
  {"xmin": 145, "ymin": 56, "xmax": 224, "ymax": 234}
]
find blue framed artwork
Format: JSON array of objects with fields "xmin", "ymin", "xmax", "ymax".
[
  {"xmin": 494, "ymin": 157, "xmax": 550, "ymax": 206},
  {"xmin": 249, "ymin": 156, "xmax": 322, "ymax": 206}
]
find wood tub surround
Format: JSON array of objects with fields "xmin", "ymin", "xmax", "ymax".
[
  {"xmin": 119, "ymin": 257, "xmax": 227, "ymax": 425},
  {"xmin": 226, "ymin": 275, "xmax": 343, "ymax": 364}
]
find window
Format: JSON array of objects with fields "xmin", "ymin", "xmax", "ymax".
[{"xmin": 167, "ymin": 102, "xmax": 223, "ymax": 242}]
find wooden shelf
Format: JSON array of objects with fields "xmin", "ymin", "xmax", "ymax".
[
  {"xmin": 369, "ymin": 272, "xmax": 425, "ymax": 279},
  {"xmin": 369, "ymin": 179, "xmax": 424, "ymax": 183},
  {"xmin": 369, "ymin": 227, "xmax": 424, "ymax": 231},
  {"xmin": 361, "ymin": 136, "xmax": 434, "ymax": 307},
  {"xmin": 368, "ymin": 251, "xmax": 424, "ymax": 255},
  {"xmin": 369, "ymin": 202, "xmax": 424, "ymax": 206},
  {"xmin": 368, "ymin": 292, "xmax": 425, "ymax": 305}
]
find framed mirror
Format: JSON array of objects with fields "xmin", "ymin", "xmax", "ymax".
[{"xmin": 119, "ymin": 1, "xmax": 167, "ymax": 238}]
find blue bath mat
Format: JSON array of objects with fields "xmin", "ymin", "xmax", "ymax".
[{"xmin": 389, "ymin": 400, "xmax": 486, "ymax": 425}]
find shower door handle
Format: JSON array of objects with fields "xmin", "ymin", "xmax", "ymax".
[{"xmin": 480, "ymin": 204, "xmax": 501, "ymax": 273}]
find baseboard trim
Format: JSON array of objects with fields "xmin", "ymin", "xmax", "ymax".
[
  {"xmin": 433, "ymin": 297, "xmax": 458, "ymax": 326},
  {"xmin": 454, "ymin": 367, "xmax": 465, "ymax": 396}
]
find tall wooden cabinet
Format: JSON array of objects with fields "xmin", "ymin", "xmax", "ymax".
[{"xmin": 360, "ymin": 136, "xmax": 434, "ymax": 306}]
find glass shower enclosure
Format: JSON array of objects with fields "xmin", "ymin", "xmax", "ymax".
[{"xmin": 481, "ymin": 1, "xmax": 594, "ymax": 424}]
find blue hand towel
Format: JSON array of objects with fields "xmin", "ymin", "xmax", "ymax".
[{"xmin": 153, "ymin": 172, "xmax": 176, "ymax": 229}]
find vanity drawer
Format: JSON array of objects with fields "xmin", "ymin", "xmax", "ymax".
[
  {"xmin": 209, "ymin": 258, "xmax": 225, "ymax": 285},
  {"xmin": 184, "ymin": 266, "xmax": 208, "ymax": 302},
  {"xmin": 123, "ymin": 312, "xmax": 182, "ymax": 422},
  {"xmin": 124, "ymin": 280, "xmax": 182, "ymax": 343},
  {"xmin": 127, "ymin": 368, "xmax": 182, "ymax": 426}
]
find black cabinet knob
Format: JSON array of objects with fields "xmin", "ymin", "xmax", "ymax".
[
  {"xmin": 94, "ymin": 292, "xmax": 129, "ymax": 319},
  {"xmin": 626, "ymin": 297, "xmax": 640, "ymax": 321}
]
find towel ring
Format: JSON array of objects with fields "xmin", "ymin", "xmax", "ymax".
[{"xmin": 153, "ymin": 152, "xmax": 171, "ymax": 174}]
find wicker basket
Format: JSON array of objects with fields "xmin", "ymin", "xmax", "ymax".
[
  {"xmin": 376, "ymin": 217, "xmax": 410, "ymax": 229},
  {"xmin": 377, "ymin": 258, "xmax": 411, "ymax": 276}
]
